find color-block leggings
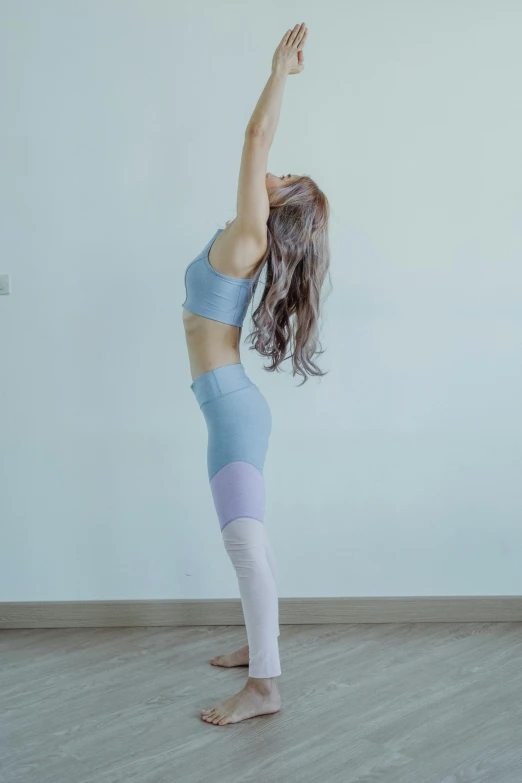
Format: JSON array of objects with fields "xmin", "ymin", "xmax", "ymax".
[{"xmin": 190, "ymin": 362, "xmax": 281, "ymax": 678}]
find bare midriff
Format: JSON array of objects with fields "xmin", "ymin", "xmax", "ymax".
[{"xmin": 182, "ymin": 309, "xmax": 244, "ymax": 383}]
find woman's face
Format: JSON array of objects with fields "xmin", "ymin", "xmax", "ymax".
[{"xmin": 265, "ymin": 172, "xmax": 299, "ymax": 189}]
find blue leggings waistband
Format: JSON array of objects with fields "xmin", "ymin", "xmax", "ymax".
[{"xmin": 190, "ymin": 363, "xmax": 254, "ymax": 408}]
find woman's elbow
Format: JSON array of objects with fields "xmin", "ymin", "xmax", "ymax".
[{"xmin": 245, "ymin": 124, "xmax": 266, "ymax": 140}]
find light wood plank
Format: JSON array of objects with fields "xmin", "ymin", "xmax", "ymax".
[{"xmin": 1, "ymin": 623, "xmax": 522, "ymax": 782}]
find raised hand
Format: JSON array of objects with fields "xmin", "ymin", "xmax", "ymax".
[{"xmin": 272, "ymin": 23, "xmax": 308, "ymax": 76}]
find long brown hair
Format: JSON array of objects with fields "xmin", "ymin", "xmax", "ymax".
[{"xmin": 245, "ymin": 175, "xmax": 331, "ymax": 386}]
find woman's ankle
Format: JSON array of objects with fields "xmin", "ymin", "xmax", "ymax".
[{"xmin": 246, "ymin": 676, "xmax": 280, "ymax": 695}]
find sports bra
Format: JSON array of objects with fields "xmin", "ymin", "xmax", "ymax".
[{"xmin": 182, "ymin": 227, "xmax": 257, "ymax": 327}]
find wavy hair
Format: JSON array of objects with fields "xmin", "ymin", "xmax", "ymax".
[{"xmin": 240, "ymin": 175, "xmax": 331, "ymax": 385}]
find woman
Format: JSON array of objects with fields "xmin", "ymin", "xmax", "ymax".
[{"xmin": 182, "ymin": 22, "xmax": 330, "ymax": 726}]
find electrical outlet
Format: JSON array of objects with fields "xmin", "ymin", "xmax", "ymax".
[{"xmin": 0, "ymin": 275, "xmax": 10, "ymax": 295}]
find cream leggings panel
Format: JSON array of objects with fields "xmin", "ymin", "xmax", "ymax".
[{"xmin": 190, "ymin": 363, "xmax": 281, "ymax": 678}]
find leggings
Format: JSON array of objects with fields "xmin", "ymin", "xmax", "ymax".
[{"xmin": 190, "ymin": 362, "xmax": 281, "ymax": 678}]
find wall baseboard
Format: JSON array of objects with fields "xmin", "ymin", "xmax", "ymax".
[{"xmin": 1, "ymin": 596, "xmax": 521, "ymax": 629}]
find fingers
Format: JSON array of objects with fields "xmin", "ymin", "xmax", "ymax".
[
  {"xmin": 288, "ymin": 22, "xmax": 305, "ymax": 47},
  {"xmin": 297, "ymin": 27, "xmax": 308, "ymax": 50},
  {"xmin": 288, "ymin": 24, "xmax": 300, "ymax": 46}
]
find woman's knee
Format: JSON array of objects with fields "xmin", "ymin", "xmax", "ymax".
[
  {"xmin": 222, "ymin": 517, "xmax": 265, "ymax": 545},
  {"xmin": 222, "ymin": 517, "xmax": 269, "ymax": 573}
]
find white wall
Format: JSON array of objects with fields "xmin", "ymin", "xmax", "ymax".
[{"xmin": 1, "ymin": 1, "xmax": 521, "ymax": 601}]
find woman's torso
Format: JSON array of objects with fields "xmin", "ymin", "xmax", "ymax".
[{"xmin": 182, "ymin": 219, "xmax": 267, "ymax": 382}]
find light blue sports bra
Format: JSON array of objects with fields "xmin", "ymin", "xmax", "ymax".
[{"xmin": 182, "ymin": 228, "xmax": 257, "ymax": 327}]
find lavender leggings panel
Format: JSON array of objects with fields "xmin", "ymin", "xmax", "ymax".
[{"xmin": 190, "ymin": 363, "xmax": 272, "ymax": 531}]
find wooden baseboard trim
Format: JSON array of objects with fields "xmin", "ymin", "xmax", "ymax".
[{"xmin": 1, "ymin": 596, "xmax": 521, "ymax": 628}]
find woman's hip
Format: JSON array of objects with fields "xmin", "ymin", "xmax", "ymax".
[{"xmin": 190, "ymin": 363, "xmax": 272, "ymax": 480}]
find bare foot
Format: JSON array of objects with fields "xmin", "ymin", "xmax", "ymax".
[
  {"xmin": 201, "ymin": 677, "xmax": 281, "ymax": 726},
  {"xmin": 210, "ymin": 644, "xmax": 249, "ymax": 668}
]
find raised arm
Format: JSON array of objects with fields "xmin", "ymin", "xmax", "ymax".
[{"xmin": 234, "ymin": 24, "xmax": 308, "ymax": 243}]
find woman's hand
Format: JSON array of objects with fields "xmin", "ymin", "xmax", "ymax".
[{"xmin": 272, "ymin": 23, "xmax": 308, "ymax": 76}]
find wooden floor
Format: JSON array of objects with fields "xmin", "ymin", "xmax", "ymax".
[{"xmin": 2, "ymin": 622, "xmax": 522, "ymax": 783}]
